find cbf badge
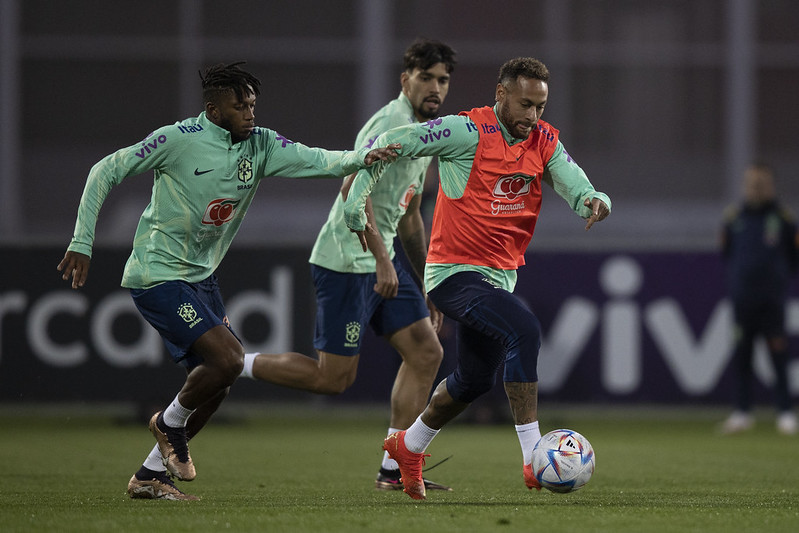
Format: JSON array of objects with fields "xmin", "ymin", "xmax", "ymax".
[
  {"xmin": 237, "ymin": 157, "xmax": 253, "ymax": 184},
  {"xmin": 344, "ymin": 321, "xmax": 361, "ymax": 348},
  {"xmin": 178, "ymin": 303, "xmax": 197, "ymax": 322},
  {"xmin": 178, "ymin": 303, "xmax": 203, "ymax": 328}
]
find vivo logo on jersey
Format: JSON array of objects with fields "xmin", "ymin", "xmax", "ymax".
[
  {"xmin": 419, "ymin": 118, "xmax": 451, "ymax": 144},
  {"xmin": 135, "ymin": 134, "xmax": 167, "ymax": 159},
  {"xmin": 363, "ymin": 135, "xmax": 379, "ymax": 149},
  {"xmin": 399, "ymin": 184, "xmax": 417, "ymax": 210},
  {"xmin": 202, "ymin": 198, "xmax": 240, "ymax": 227},
  {"xmin": 419, "ymin": 128, "xmax": 451, "ymax": 144},
  {"xmin": 492, "ymin": 174, "xmax": 535, "ymax": 201},
  {"xmin": 275, "ymin": 133, "xmax": 295, "ymax": 148}
]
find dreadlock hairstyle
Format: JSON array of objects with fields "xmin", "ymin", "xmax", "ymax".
[{"xmin": 199, "ymin": 61, "xmax": 261, "ymax": 105}]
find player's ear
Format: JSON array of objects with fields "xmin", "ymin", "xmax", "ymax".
[
  {"xmin": 205, "ymin": 101, "xmax": 218, "ymax": 120},
  {"xmin": 495, "ymin": 83, "xmax": 505, "ymax": 103},
  {"xmin": 400, "ymin": 71, "xmax": 410, "ymax": 92}
]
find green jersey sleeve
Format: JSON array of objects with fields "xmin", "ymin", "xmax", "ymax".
[
  {"xmin": 67, "ymin": 126, "xmax": 177, "ymax": 258},
  {"xmin": 258, "ymin": 129, "xmax": 367, "ymax": 179},
  {"xmin": 542, "ymin": 142, "xmax": 612, "ymax": 217},
  {"xmin": 309, "ymin": 93, "xmax": 433, "ymax": 273},
  {"xmin": 67, "ymin": 112, "xmax": 372, "ymax": 289},
  {"xmin": 343, "ymin": 114, "xmax": 478, "ymax": 231}
]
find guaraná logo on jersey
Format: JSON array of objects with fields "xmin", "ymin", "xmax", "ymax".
[
  {"xmin": 492, "ymin": 173, "xmax": 536, "ymax": 201},
  {"xmin": 399, "ymin": 184, "xmax": 417, "ymax": 210},
  {"xmin": 202, "ymin": 198, "xmax": 240, "ymax": 226}
]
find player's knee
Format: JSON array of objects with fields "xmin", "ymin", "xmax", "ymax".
[
  {"xmin": 408, "ymin": 339, "xmax": 444, "ymax": 373},
  {"xmin": 217, "ymin": 347, "xmax": 244, "ymax": 383},
  {"xmin": 508, "ymin": 313, "xmax": 541, "ymax": 351},
  {"xmin": 427, "ymin": 340, "xmax": 444, "ymax": 366},
  {"xmin": 315, "ymin": 369, "xmax": 357, "ymax": 395}
]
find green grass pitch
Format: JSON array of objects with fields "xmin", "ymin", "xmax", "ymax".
[{"xmin": 0, "ymin": 403, "xmax": 797, "ymax": 533}]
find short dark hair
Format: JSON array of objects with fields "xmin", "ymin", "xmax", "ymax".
[
  {"xmin": 403, "ymin": 38, "xmax": 457, "ymax": 74},
  {"xmin": 199, "ymin": 61, "xmax": 261, "ymax": 105},
  {"xmin": 498, "ymin": 57, "xmax": 550, "ymax": 87}
]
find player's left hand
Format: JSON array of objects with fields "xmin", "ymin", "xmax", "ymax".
[
  {"xmin": 364, "ymin": 143, "xmax": 401, "ymax": 166},
  {"xmin": 57, "ymin": 250, "xmax": 91, "ymax": 289},
  {"xmin": 584, "ymin": 197, "xmax": 610, "ymax": 230}
]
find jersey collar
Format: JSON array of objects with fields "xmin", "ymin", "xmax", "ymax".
[
  {"xmin": 198, "ymin": 112, "xmax": 236, "ymax": 146},
  {"xmin": 397, "ymin": 92, "xmax": 419, "ymax": 124}
]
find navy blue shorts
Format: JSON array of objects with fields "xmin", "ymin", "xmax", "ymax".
[
  {"xmin": 311, "ymin": 259, "xmax": 429, "ymax": 356},
  {"xmin": 130, "ymin": 275, "xmax": 238, "ymax": 369},
  {"xmin": 427, "ymin": 271, "xmax": 541, "ymax": 403}
]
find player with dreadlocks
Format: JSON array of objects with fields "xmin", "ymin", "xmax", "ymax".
[{"xmin": 57, "ymin": 62, "xmax": 399, "ymax": 500}]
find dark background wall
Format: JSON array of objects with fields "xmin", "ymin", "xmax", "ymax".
[{"xmin": 2, "ymin": 0, "xmax": 799, "ymax": 251}]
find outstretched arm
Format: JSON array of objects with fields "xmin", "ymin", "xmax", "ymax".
[
  {"xmin": 343, "ymin": 114, "xmax": 477, "ymax": 234},
  {"xmin": 542, "ymin": 142, "xmax": 611, "ymax": 226},
  {"xmin": 263, "ymin": 129, "xmax": 400, "ymax": 180},
  {"xmin": 364, "ymin": 144, "xmax": 401, "ymax": 166}
]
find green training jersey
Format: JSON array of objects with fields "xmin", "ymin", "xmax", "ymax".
[
  {"xmin": 68, "ymin": 112, "xmax": 369, "ymax": 289},
  {"xmin": 343, "ymin": 105, "xmax": 611, "ymax": 292},
  {"xmin": 309, "ymin": 92, "xmax": 431, "ymax": 273}
]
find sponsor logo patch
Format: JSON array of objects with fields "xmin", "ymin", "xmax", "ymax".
[
  {"xmin": 134, "ymin": 133, "xmax": 167, "ymax": 159},
  {"xmin": 275, "ymin": 133, "xmax": 295, "ymax": 148},
  {"xmin": 202, "ymin": 198, "xmax": 240, "ymax": 226},
  {"xmin": 492, "ymin": 174, "xmax": 536, "ymax": 201},
  {"xmin": 399, "ymin": 184, "xmax": 417, "ymax": 210}
]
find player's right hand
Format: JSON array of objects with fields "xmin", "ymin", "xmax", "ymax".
[
  {"xmin": 57, "ymin": 250, "xmax": 91, "ymax": 289},
  {"xmin": 364, "ymin": 143, "xmax": 401, "ymax": 166},
  {"xmin": 373, "ymin": 257, "xmax": 399, "ymax": 299}
]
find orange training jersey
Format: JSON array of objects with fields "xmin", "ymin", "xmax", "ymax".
[{"xmin": 427, "ymin": 106, "xmax": 559, "ymax": 269}]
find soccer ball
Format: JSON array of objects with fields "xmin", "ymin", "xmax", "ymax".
[{"xmin": 532, "ymin": 429, "xmax": 595, "ymax": 493}]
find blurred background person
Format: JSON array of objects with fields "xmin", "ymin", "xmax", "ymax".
[{"xmin": 720, "ymin": 162, "xmax": 798, "ymax": 435}]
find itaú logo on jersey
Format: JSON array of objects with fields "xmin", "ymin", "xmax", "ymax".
[
  {"xmin": 492, "ymin": 173, "xmax": 536, "ymax": 201},
  {"xmin": 202, "ymin": 198, "xmax": 240, "ymax": 226}
]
